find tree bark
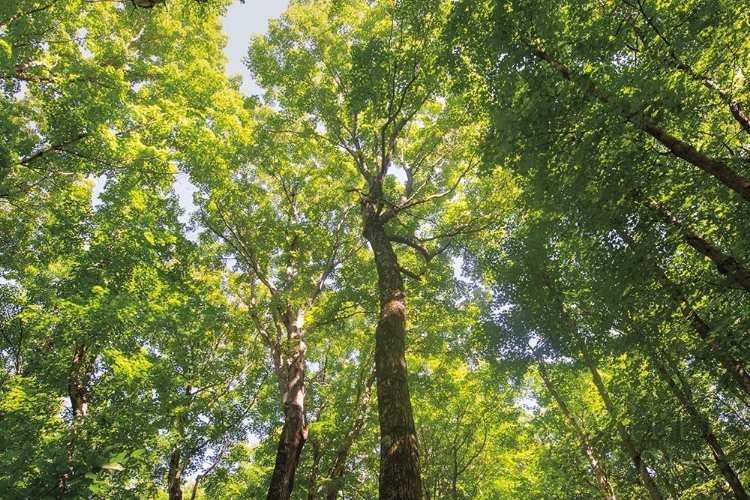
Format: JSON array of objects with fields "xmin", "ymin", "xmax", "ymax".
[
  {"xmin": 579, "ymin": 345, "xmax": 663, "ymax": 500},
  {"xmin": 167, "ymin": 448, "xmax": 184, "ymax": 500},
  {"xmin": 266, "ymin": 315, "xmax": 308, "ymax": 500},
  {"xmin": 306, "ymin": 440, "xmax": 323, "ymax": 500},
  {"xmin": 537, "ymin": 358, "xmax": 617, "ymax": 500},
  {"xmin": 647, "ymin": 349, "xmax": 748, "ymax": 500},
  {"xmin": 208, "ymin": 164, "xmax": 346, "ymax": 500},
  {"xmin": 640, "ymin": 121, "xmax": 750, "ymax": 202},
  {"xmin": 667, "ymin": 54, "xmax": 750, "ymax": 137},
  {"xmin": 68, "ymin": 344, "xmax": 95, "ymax": 420},
  {"xmin": 683, "ymin": 74, "xmax": 750, "ymax": 137},
  {"xmin": 59, "ymin": 344, "xmax": 97, "ymax": 493},
  {"xmin": 167, "ymin": 386, "xmax": 193, "ymax": 500},
  {"xmin": 362, "ymin": 202, "xmax": 423, "ymax": 500},
  {"xmin": 623, "ymin": 9, "xmax": 750, "ymax": 137}
]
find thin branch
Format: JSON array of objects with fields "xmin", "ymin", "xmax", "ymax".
[
  {"xmin": 399, "ymin": 265, "xmax": 422, "ymax": 280},
  {"xmin": 307, "ymin": 203, "xmax": 358, "ymax": 307},
  {"xmin": 386, "ymin": 232, "xmax": 454, "ymax": 263},
  {"xmin": 19, "ymin": 133, "xmax": 90, "ymax": 166},
  {"xmin": 202, "ymin": 202, "xmax": 277, "ymax": 295},
  {"xmin": 528, "ymin": 43, "xmax": 750, "ymax": 202},
  {"xmin": 1, "ymin": 0, "xmax": 61, "ymax": 29},
  {"xmin": 381, "ymin": 152, "xmax": 476, "ymax": 223}
]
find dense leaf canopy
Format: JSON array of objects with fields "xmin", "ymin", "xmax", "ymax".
[{"xmin": 1, "ymin": 0, "xmax": 748, "ymax": 499}]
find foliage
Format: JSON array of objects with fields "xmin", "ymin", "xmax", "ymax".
[{"xmin": 2, "ymin": 0, "xmax": 750, "ymax": 498}]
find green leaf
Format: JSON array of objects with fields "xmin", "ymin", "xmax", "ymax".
[{"xmin": 100, "ymin": 462, "xmax": 125, "ymax": 472}]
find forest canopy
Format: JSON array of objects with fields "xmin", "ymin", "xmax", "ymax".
[{"xmin": 1, "ymin": 0, "xmax": 749, "ymax": 499}]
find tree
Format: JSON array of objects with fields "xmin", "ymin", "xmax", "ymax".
[
  {"xmin": 0, "ymin": 2, "xmax": 265, "ymax": 498},
  {"xmin": 247, "ymin": 1, "xmax": 498, "ymax": 496},
  {"xmin": 536, "ymin": 355, "xmax": 617, "ymax": 500},
  {"xmin": 3, "ymin": 0, "xmax": 750, "ymax": 497},
  {"xmin": 182, "ymin": 95, "xmax": 362, "ymax": 498}
]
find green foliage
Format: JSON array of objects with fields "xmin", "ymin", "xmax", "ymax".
[{"xmin": 2, "ymin": 0, "xmax": 750, "ymax": 498}]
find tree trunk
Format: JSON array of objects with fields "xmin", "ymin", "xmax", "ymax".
[
  {"xmin": 325, "ymin": 368, "xmax": 376, "ymax": 500},
  {"xmin": 266, "ymin": 316, "xmax": 308, "ymax": 500},
  {"xmin": 167, "ymin": 448, "xmax": 184, "ymax": 500},
  {"xmin": 647, "ymin": 349, "xmax": 748, "ymax": 500},
  {"xmin": 307, "ymin": 440, "xmax": 322, "ymax": 500},
  {"xmin": 654, "ymin": 265, "xmax": 750, "ymax": 397},
  {"xmin": 60, "ymin": 344, "xmax": 97, "ymax": 493},
  {"xmin": 267, "ymin": 397, "xmax": 307, "ymax": 500},
  {"xmin": 68, "ymin": 344, "xmax": 95, "ymax": 420},
  {"xmin": 362, "ymin": 203, "xmax": 423, "ymax": 500},
  {"xmin": 578, "ymin": 340, "xmax": 664, "ymax": 500},
  {"xmin": 167, "ymin": 387, "xmax": 193, "ymax": 500},
  {"xmin": 544, "ymin": 279, "xmax": 665, "ymax": 500},
  {"xmin": 641, "ymin": 121, "xmax": 750, "ymax": 202},
  {"xmin": 537, "ymin": 358, "xmax": 617, "ymax": 500},
  {"xmin": 637, "ymin": 194, "xmax": 750, "ymax": 292},
  {"xmin": 669, "ymin": 57, "xmax": 750, "ymax": 137}
]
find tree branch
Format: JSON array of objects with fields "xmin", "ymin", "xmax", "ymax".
[{"xmin": 529, "ymin": 44, "xmax": 750, "ymax": 203}]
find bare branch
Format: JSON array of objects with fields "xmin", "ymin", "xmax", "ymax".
[
  {"xmin": 380, "ymin": 153, "xmax": 476, "ymax": 223},
  {"xmin": 307, "ymin": 203, "xmax": 358, "ymax": 308}
]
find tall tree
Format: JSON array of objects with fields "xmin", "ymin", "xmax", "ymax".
[
  {"xmin": 183, "ymin": 99, "xmax": 361, "ymax": 498},
  {"xmin": 4, "ymin": 0, "xmax": 750, "ymax": 497},
  {"xmin": 536, "ymin": 355, "xmax": 617, "ymax": 500},
  {"xmin": 247, "ymin": 1, "xmax": 498, "ymax": 496}
]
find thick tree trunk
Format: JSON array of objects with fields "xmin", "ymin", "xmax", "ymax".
[
  {"xmin": 640, "ymin": 122, "xmax": 750, "ymax": 202},
  {"xmin": 267, "ymin": 394, "xmax": 307, "ymax": 500},
  {"xmin": 648, "ymin": 350, "xmax": 748, "ymax": 500},
  {"xmin": 167, "ymin": 448, "xmax": 184, "ymax": 500},
  {"xmin": 537, "ymin": 358, "xmax": 617, "ymax": 500},
  {"xmin": 637, "ymin": 195, "xmax": 750, "ymax": 292},
  {"xmin": 363, "ymin": 204, "xmax": 423, "ymax": 500},
  {"xmin": 266, "ymin": 319, "xmax": 308, "ymax": 500}
]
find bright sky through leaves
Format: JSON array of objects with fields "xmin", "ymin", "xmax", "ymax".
[
  {"xmin": 222, "ymin": 0, "xmax": 289, "ymax": 96},
  {"xmin": 167, "ymin": 0, "xmax": 289, "ymax": 229}
]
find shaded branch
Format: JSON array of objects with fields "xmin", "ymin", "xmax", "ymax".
[
  {"xmin": 0, "ymin": 0, "xmax": 60, "ymax": 28},
  {"xmin": 529, "ymin": 44, "xmax": 750, "ymax": 202},
  {"xmin": 19, "ymin": 133, "xmax": 90, "ymax": 166}
]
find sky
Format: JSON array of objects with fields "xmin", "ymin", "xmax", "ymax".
[{"xmin": 220, "ymin": 0, "xmax": 290, "ymax": 95}]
